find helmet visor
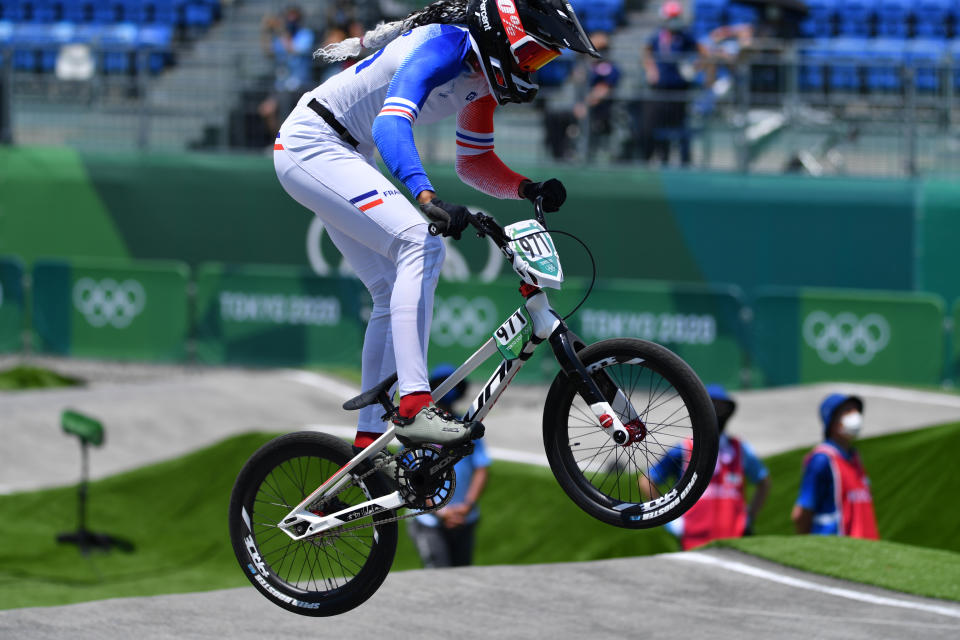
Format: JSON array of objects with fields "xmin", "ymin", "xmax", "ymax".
[{"xmin": 511, "ymin": 35, "xmax": 561, "ymax": 72}]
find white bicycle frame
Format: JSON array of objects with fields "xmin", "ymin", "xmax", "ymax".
[
  {"xmin": 276, "ymin": 287, "xmax": 640, "ymax": 542},
  {"xmin": 277, "ymin": 210, "xmax": 644, "ymax": 542}
]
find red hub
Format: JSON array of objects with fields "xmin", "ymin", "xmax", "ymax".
[{"xmin": 622, "ymin": 418, "xmax": 647, "ymax": 446}]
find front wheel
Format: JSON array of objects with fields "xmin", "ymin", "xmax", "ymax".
[
  {"xmin": 228, "ymin": 431, "xmax": 398, "ymax": 616},
  {"xmin": 543, "ymin": 338, "xmax": 719, "ymax": 529}
]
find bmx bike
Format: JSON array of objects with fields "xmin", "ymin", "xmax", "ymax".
[{"xmin": 228, "ymin": 199, "xmax": 719, "ymax": 616}]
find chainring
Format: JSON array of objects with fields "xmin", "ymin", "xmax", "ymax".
[{"xmin": 396, "ymin": 444, "xmax": 458, "ymax": 510}]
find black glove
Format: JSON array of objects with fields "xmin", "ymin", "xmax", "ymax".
[
  {"xmin": 420, "ymin": 198, "xmax": 471, "ymax": 241},
  {"xmin": 521, "ymin": 178, "xmax": 566, "ymax": 213}
]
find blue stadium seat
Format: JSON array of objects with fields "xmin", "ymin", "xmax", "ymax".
[
  {"xmin": 137, "ymin": 22, "xmax": 172, "ymax": 72},
  {"xmin": 0, "ymin": 19, "xmax": 13, "ymax": 44},
  {"xmin": 914, "ymin": 0, "xmax": 952, "ymax": 38},
  {"xmin": 875, "ymin": 0, "xmax": 910, "ymax": 38},
  {"xmin": 799, "ymin": 39, "xmax": 832, "ymax": 90},
  {"xmin": 906, "ymin": 38, "xmax": 947, "ymax": 91},
  {"xmin": 61, "ymin": 1, "xmax": 94, "ymax": 24},
  {"xmin": 799, "ymin": 0, "xmax": 837, "ymax": 38},
  {"xmin": 693, "ymin": 0, "xmax": 727, "ymax": 37},
  {"xmin": 570, "ymin": 0, "xmax": 623, "ymax": 34},
  {"xmin": 18, "ymin": 1, "xmax": 60, "ymax": 22},
  {"xmin": 726, "ymin": 1, "xmax": 759, "ymax": 24},
  {"xmin": 37, "ymin": 20, "xmax": 73, "ymax": 69},
  {"xmin": 827, "ymin": 37, "xmax": 870, "ymax": 91},
  {"xmin": 837, "ymin": 0, "xmax": 875, "ymax": 37},
  {"xmin": 10, "ymin": 21, "xmax": 55, "ymax": 70},
  {"xmin": 92, "ymin": 1, "xmax": 123, "ymax": 24},
  {"xmin": 183, "ymin": 0, "xmax": 215, "ymax": 28},
  {"xmin": 951, "ymin": 39, "xmax": 960, "ymax": 90},
  {"xmin": 99, "ymin": 22, "xmax": 137, "ymax": 73},
  {"xmin": 864, "ymin": 37, "xmax": 905, "ymax": 91},
  {"xmin": 132, "ymin": 0, "xmax": 179, "ymax": 25}
]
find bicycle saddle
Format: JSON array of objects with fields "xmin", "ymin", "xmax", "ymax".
[{"xmin": 342, "ymin": 372, "xmax": 398, "ymax": 411}]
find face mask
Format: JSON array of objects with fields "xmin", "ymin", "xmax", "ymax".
[{"xmin": 840, "ymin": 412, "xmax": 863, "ymax": 439}]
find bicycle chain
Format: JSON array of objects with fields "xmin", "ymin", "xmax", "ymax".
[{"xmin": 305, "ymin": 448, "xmax": 459, "ymax": 540}]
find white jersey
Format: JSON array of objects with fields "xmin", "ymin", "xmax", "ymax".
[{"xmin": 298, "ymin": 24, "xmax": 490, "ymax": 148}]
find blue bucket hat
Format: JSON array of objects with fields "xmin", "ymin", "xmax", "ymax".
[
  {"xmin": 706, "ymin": 384, "xmax": 736, "ymax": 430},
  {"xmin": 819, "ymin": 393, "xmax": 863, "ymax": 437},
  {"xmin": 429, "ymin": 364, "xmax": 467, "ymax": 407}
]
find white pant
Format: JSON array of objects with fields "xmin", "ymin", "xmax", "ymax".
[{"xmin": 274, "ymin": 110, "xmax": 445, "ymax": 433}]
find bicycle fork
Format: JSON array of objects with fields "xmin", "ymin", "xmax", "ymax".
[{"xmin": 527, "ymin": 290, "xmax": 639, "ymax": 446}]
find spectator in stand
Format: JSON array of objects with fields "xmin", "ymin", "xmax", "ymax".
[
  {"xmin": 641, "ymin": 1, "xmax": 708, "ymax": 166},
  {"xmin": 407, "ymin": 365, "xmax": 491, "ymax": 568},
  {"xmin": 639, "ymin": 385, "xmax": 771, "ymax": 550},
  {"xmin": 259, "ymin": 5, "xmax": 315, "ymax": 138},
  {"xmin": 573, "ymin": 31, "xmax": 620, "ymax": 160},
  {"xmin": 792, "ymin": 394, "xmax": 879, "ymax": 539},
  {"xmin": 537, "ymin": 49, "xmax": 579, "ymax": 161}
]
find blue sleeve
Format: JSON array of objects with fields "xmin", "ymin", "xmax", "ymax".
[
  {"xmin": 740, "ymin": 441, "xmax": 768, "ymax": 484},
  {"xmin": 646, "ymin": 33, "xmax": 657, "ymax": 50},
  {"xmin": 795, "ymin": 453, "xmax": 832, "ymax": 512},
  {"xmin": 648, "ymin": 444, "xmax": 686, "ymax": 484},
  {"xmin": 371, "ymin": 27, "xmax": 472, "ymax": 197}
]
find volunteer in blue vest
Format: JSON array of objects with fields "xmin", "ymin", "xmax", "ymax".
[
  {"xmin": 792, "ymin": 393, "xmax": 879, "ymax": 539},
  {"xmin": 640, "ymin": 385, "xmax": 771, "ymax": 550}
]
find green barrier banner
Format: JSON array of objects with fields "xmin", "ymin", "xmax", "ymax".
[
  {"xmin": 194, "ymin": 264, "xmax": 366, "ymax": 366},
  {"xmin": 753, "ymin": 289, "xmax": 945, "ymax": 386},
  {"xmin": 430, "ymin": 279, "xmax": 747, "ymax": 387},
  {"xmin": 567, "ymin": 280, "xmax": 747, "ymax": 389},
  {"xmin": 32, "ymin": 259, "xmax": 190, "ymax": 361},
  {"xmin": 0, "ymin": 257, "xmax": 25, "ymax": 352}
]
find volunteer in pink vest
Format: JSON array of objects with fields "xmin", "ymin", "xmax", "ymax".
[
  {"xmin": 641, "ymin": 385, "xmax": 771, "ymax": 550},
  {"xmin": 791, "ymin": 393, "xmax": 879, "ymax": 539}
]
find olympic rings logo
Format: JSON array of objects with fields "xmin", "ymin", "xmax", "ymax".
[
  {"xmin": 72, "ymin": 278, "xmax": 147, "ymax": 329},
  {"xmin": 802, "ymin": 311, "xmax": 890, "ymax": 366},
  {"xmin": 432, "ymin": 296, "xmax": 498, "ymax": 347}
]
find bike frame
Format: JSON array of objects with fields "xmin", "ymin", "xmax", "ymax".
[{"xmin": 276, "ymin": 208, "xmax": 641, "ymax": 542}]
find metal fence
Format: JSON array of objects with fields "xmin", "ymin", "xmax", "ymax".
[{"xmin": 3, "ymin": 38, "xmax": 960, "ymax": 177}]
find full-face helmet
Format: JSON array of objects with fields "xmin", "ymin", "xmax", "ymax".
[{"xmin": 467, "ymin": 0, "xmax": 599, "ymax": 104}]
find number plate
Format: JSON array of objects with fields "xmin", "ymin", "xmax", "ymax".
[
  {"xmin": 504, "ymin": 219, "xmax": 564, "ymax": 289},
  {"xmin": 494, "ymin": 307, "xmax": 533, "ymax": 361}
]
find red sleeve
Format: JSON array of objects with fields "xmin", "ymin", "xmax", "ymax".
[{"xmin": 455, "ymin": 95, "xmax": 529, "ymax": 200}]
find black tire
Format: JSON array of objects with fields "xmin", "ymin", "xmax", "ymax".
[
  {"xmin": 228, "ymin": 431, "xmax": 398, "ymax": 616},
  {"xmin": 543, "ymin": 338, "xmax": 719, "ymax": 529}
]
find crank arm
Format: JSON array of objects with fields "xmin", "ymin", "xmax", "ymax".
[{"xmin": 278, "ymin": 491, "xmax": 405, "ymax": 541}]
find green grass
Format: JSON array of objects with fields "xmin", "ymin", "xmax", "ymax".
[
  {"xmin": 0, "ymin": 365, "xmax": 81, "ymax": 390},
  {"xmin": 711, "ymin": 536, "xmax": 960, "ymax": 602},
  {"xmin": 4, "ymin": 421, "xmax": 959, "ymax": 611},
  {"xmin": 0, "ymin": 432, "xmax": 676, "ymax": 610}
]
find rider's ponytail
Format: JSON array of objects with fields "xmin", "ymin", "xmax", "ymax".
[{"xmin": 314, "ymin": 0, "xmax": 471, "ymax": 62}]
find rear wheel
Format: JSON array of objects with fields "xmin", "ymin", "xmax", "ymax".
[
  {"xmin": 543, "ymin": 338, "xmax": 718, "ymax": 529},
  {"xmin": 228, "ymin": 431, "xmax": 397, "ymax": 616}
]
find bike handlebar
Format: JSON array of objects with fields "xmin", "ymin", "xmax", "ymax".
[{"xmin": 427, "ymin": 196, "xmax": 547, "ymax": 252}]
